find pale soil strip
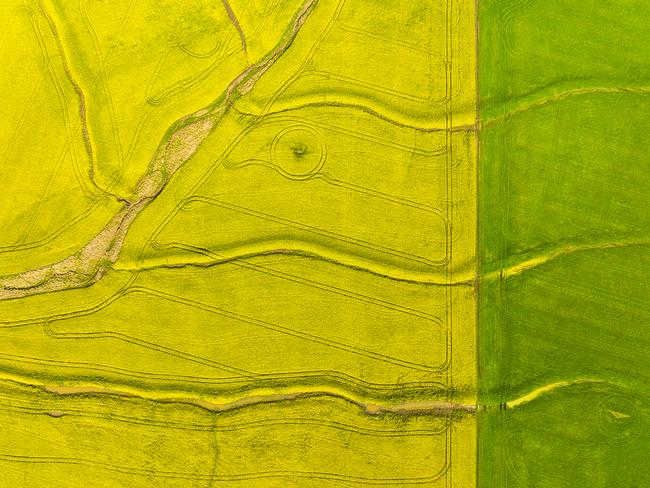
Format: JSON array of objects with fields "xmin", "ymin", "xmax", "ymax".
[
  {"xmin": 505, "ymin": 379, "xmax": 603, "ymax": 410},
  {"xmin": 39, "ymin": 4, "xmax": 91, "ymax": 168},
  {"xmin": 44, "ymin": 384, "xmax": 475, "ymax": 416},
  {"xmin": 483, "ymin": 86, "xmax": 650, "ymax": 128},
  {"xmin": 5, "ymin": 374, "xmax": 621, "ymax": 415},
  {"xmin": 114, "ymin": 243, "xmax": 476, "ymax": 286},
  {"xmin": 229, "ymin": 99, "xmax": 479, "ymax": 133},
  {"xmin": 220, "ymin": 0, "xmax": 248, "ymax": 63},
  {"xmin": 0, "ymin": 0, "xmax": 319, "ymax": 301},
  {"xmin": 483, "ymin": 239, "xmax": 650, "ymax": 282},
  {"xmin": 0, "ymin": 373, "xmax": 476, "ymax": 417}
]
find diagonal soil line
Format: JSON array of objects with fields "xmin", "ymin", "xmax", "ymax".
[{"xmin": 0, "ymin": 0, "xmax": 319, "ymax": 301}]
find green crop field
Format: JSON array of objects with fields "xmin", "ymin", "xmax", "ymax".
[{"xmin": 479, "ymin": 0, "xmax": 650, "ymax": 486}]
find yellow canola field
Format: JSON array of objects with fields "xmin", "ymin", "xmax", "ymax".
[{"xmin": 0, "ymin": 0, "xmax": 477, "ymax": 485}]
